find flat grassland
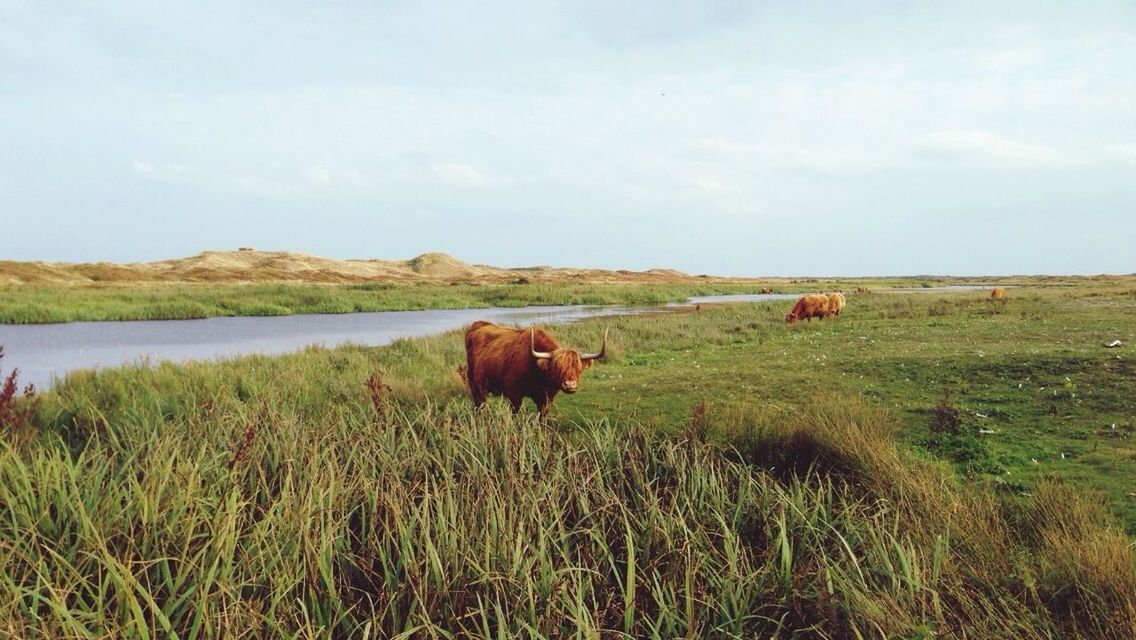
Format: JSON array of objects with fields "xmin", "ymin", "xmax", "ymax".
[
  {"xmin": 1, "ymin": 275, "xmax": 1134, "ymax": 637},
  {"xmin": 0, "ymin": 281, "xmax": 766, "ymax": 324},
  {"xmin": 1, "ymin": 249, "xmax": 1003, "ymax": 323}
]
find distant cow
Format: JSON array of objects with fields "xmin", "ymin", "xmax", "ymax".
[
  {"xmin": 827, "ymin": 292, "xmax": 846, "ymax": 316},
  {"xmin": 761, "ymin": 287, "xmax": 774, "ymax": 294},
  {"xmin": 786, "ymin": 294, "xmax": 830, "ymax": 323},
  {"xmin": 990, "ymin": 287, "xmax": 1007, "ymax": 301},
  {"xmin": 464, "ymin": 321, "xmax": 607, "ymax": 420}
]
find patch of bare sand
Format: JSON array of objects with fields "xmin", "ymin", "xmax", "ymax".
[{"xmin": 0, "ymin": 250, "xmax": 757, "ymax": 286}]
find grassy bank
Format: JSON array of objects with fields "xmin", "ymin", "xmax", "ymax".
[
  {"xmin": 1, "ymin": 277, "xmax": 1134, "ymax": 636},
  {"xmin": 0, "ymin": 274, "xmax": 1036, "ymax": 324},
  {"xmin": 0, "ymin": 282, "xmax": 772, "ymax": 324}
]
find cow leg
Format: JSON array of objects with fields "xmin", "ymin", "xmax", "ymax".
[
  {"xmin": 468, "ymin": 376, "xmax": 485, "ymax": 408},
  {"xmin": 466, "ymin": 358, "xmax": 486, "ymax": 408},
  {"xmin": 533, "ymin": 396, "xmax": 549, "ymax": 423},
  {"xmin": 468, "ymin": 378, "xmax": 486, "ymax": 409},
  {"xmin": 507, "ymin": 393, "xmax": 524, "ymax": 414},
  {"xmin": 534, "ymin": 391, "xmax": 555, "ymax": 424}
]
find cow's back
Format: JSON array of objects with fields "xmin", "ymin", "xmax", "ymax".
[
  {"xmin": 465, "ymin": 321, "xmax": 497, "ymax": 352},
  {"xmin": 465, "ymin": 322, "xmax": 518, "ymax": 369},
  {"xmin": 788, "ymin": 294, "xmax": 826, "ymax": 322},
  {"xmin": 465, "ymin": 322, "xmax": 549, "ymax": 394}
]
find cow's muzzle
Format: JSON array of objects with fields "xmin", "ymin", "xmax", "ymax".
[{"xmin": 561, "ymin": 381, "xmax": 578, "ymax": 393}]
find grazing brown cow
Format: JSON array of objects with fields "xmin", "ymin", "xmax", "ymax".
[
  {"xmin": 990, "ymin": 287, "xmax": 1007, "ymax": 301},
  {"xmin": 827, "ymin": 292, "xmax": 846, "ymax": 316},
  {"xmin": 785, "ymin": 294, "xmax": 830, "ymax": 323},
  {"xmin": 761, "ymin": 287, "xmax": 774, "ymax": 294},
  {"xmin": 464, "ymin": 321, "xmax": 607, "ymax": 420}
]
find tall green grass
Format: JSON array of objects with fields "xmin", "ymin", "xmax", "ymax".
[{"xmin": 2, "ymin": 334, "xmax": 1134, "ymax": 637}]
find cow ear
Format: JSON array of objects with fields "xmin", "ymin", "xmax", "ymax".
[
  {"xmin": 581, "ymin": 359, "xmax": 594, "ymax": 370},
  {"xmin": 535, "ymin": 358, "xmax": 551, "ymax": 370}
]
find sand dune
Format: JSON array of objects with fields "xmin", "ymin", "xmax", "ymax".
[{"xmin": 0, "ymin": 250, "xmax": 740, "ymax": 285}]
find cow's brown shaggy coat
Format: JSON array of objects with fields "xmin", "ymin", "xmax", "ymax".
[
  {"xmin": 464, "ymin": 321, "xmax": 602, "ymax": 420},
  {"xmin": 786, "ymin": 294, "xmax": 830, "ymax": 323}
]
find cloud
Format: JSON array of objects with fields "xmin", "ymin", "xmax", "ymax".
[
  {"xmin": 686, "ymin": 175, "xmax": 730, "ymax": 194},
  {"xmin": 683, "ymin": 137, "xmax": 892, "ymax": 176},
  {"xmin": 965, "ymin": 47, "xmax": 1044, "ymax": 72},
  {"xmin": 3, "ymin": 2, "xmax": 1134, "ymax": 274},
  {"xmin": 133, "ymin": 160, "xmax": 157, "ymax": 175},
  {"xmin": 305, "ymin": 166, "xmax": 332, "ymax": 187},
  {"xmin": 1107, "ymin": 143, "xmax": 1136, "ymax": 165},
  {"xmin": 431, "ymin": 162, "xmax": 488, "ymax": 187},
  {"xmin": 132, "ymin": 160, "xmax": 192, "ymax": 180},
  {"xmin": 917, "ymin": 130, "xmax": 1065, "ymax": 168},
  {"xmin": 235, "ymin": 175, "xmax": 302, "ymax": 199}
]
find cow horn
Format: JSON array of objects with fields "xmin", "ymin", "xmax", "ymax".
[
  {"xmin": 580, "ymin": 327, "xmax": 608, "ymax": 361},
  {"xmin": 531, "ymin": 328, "xmax": 553, "ymax": 359}
]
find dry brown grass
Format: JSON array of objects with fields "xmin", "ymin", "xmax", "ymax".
[{"xmin": 722, "ymin": 395, "xmax": 1136, "ymax": 638}]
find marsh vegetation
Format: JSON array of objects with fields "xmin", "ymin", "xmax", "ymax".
[{"xmin": 1, "ymin": 277, "xmax": 1134, "ymax": 637}]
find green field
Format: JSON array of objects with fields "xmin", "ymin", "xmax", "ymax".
[
  {"xmin": 565, "ymin": 284, "xmax": 1136, "ymax": 528},
  {"xmin": 0, "ymin": 282, "xmax": 764, "ymax": 324},
  {"xmin": 1, "ymin": 278, "xmax": 1134, "ymax": 637},
  {"xmin": 0, "ymin": 277, "xmax": 997, "ymax": 324}
]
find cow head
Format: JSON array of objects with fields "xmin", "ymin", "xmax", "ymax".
[
  {"xmin": 531, "ymin": 328, "xmax": 607, "ymax": 393},
  {"xmin": 785, "ymin": 312, "xmax": 798, "ymax": 323}
]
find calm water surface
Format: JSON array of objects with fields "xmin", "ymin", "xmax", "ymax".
[{"xmin": 0, "ymin": 288, "xmax": 989, "ymax": 390}]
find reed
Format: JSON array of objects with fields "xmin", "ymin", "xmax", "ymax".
[
  {"xmin": 3, "ymin": 356, "xmax": 1134, "ymax": 637},
  {"xmin": 1, "ymin": 278, "xmax": 1134, "ymax": 636}
]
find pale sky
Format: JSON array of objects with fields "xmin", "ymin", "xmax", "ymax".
[{"xmin": 2, "ymin": 1, "xmax": 1134, "ymax": 276}]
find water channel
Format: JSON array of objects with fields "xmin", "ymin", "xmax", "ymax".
[{"xmin": 0, "ymin": 287, "xmax": 994, "ymax": 390}]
